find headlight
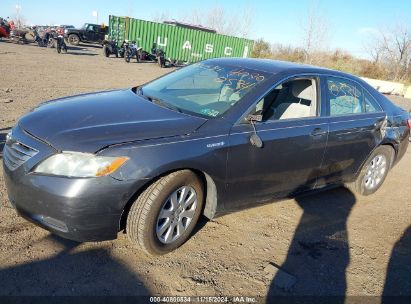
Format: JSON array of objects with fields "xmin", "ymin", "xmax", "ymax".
[
  {"xmin": 33, "ymin": 152, "xmax": 128, "ymax": 178},
  {"xmin": 64, "ymin": 29, "xmax": 68, "ymax": 34}
]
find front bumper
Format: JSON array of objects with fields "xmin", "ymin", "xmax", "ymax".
[{"xmin": 2, "ymin": 125, "xmax": 141, "ymax": 242}]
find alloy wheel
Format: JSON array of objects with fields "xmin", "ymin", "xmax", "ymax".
[
  {"xmin": 363, "ymin": 154, "xmax": 387, "ymax": 190},
  {"xmin": 156, "ymin": 186, "xmax": 198, "ymax": 244}
]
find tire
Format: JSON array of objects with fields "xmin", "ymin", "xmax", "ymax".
[
  {"xmin": 124, "ymin": 54, "xmax": 130, "ymax": 63},
  {"xmin": 347, "ymin": 145, "xmax": 394, "ymax": 196},
  {"xmin": 47, "ymin": 38, "xmax": 54, "ymax": 48},
  {"xmin": 68, "ymin": 34, "xmax": 79, "ymax": 46},
  {"xmin": 24, "ymin": 32, "xmax": 33, "ymax": 42},
  {"xmin": 158, "ymin": 56, "xmax": 164, "ymax": 68},
  {"xmin": 103, "ymin": 45, "xmax": 110, "ymax": 57},
  {"xmin": 127, "ymin": 170, "xmax": 204, "ymax": 255}
]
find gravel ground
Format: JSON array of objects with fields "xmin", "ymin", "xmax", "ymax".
[{"xmin": 0, "ymin": 41, "xmax": 410, "ymax": 300}]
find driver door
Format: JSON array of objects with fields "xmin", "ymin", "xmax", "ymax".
[
  {"xmin": 224, "ymin": 76, "xmax": 329, "ymax": 210},
  {"xmin": 85, "ymin": 24, "xmax": 96, "ymax": 41}
]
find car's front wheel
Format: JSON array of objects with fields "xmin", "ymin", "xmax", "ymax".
[
  {"xmin": 348, "ymin": 145, "xmax": 394, "ymax": 196},
  {"xmin": 127, "ymin": 170, "xmax": 204, "ymax": 255}
]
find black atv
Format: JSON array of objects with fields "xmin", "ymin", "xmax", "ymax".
[
  {"xmin": 102, "ymin": 39, "xmax": 124, "ymax": 58},
  {"xmin": 152, "ymin": 47, "xmax": 167, "ymax": 68}
]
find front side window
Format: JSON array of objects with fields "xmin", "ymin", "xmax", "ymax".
[
  {"xmin": 326, "ymin": 77, "xmax": 381, "ymax": 116},
  {"xmin": 141, "ymin": 62, "xmax": 270, "ymax": 118},
  {"xmin": 252, "ymin": 77, "xmax": 318, "ymax": 121}
]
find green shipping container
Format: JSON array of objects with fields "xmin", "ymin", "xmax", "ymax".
[{"xmin": 108, "ymin": 15, "xmax": 254, "ymax": 63}]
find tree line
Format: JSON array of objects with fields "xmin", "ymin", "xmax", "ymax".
[{"xmin": 252, "ymin": 6, "xmax": 411, "ymax": 84}]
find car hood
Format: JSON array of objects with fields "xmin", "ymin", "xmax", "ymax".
[{"xmin": 18, "ymin": 89, "xmax": 207, "ymax": 153}]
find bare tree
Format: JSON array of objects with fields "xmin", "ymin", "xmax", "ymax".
[
  {"xmin": 152, "ymin": 5, "xmax": 255, "ymax": 38},
  {"xmin": 14, "ymin": 4, "xmax": 26, "ymax": 29},
  {"xmin": 151, "ymin": 10, "xmax": 171, "ymax": 23},
  {"xmin": 299, "ymin": 3, "xmax": 330, "ymax": 64},
  {"xmin": 363, "ymin": 33, "xmax": 384, "ymax": 64},
  {"xmin": 238, "ymin": 5, "xmax": 255, "ymax": 38},
  {"xmin": 205, "ymin": 6, "xmax": 227, "ymax": 34},
  {"xmin": 181, "ymin": 8, "xmax": 203, "ymax": 25},
  {"xmin": 365, "ymin": 22, "xmax": 411, "ymax": 81}
]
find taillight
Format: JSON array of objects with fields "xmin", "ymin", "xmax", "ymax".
[{"xmin": 407, "ymin": 118, "xmax": 411, "ymax": 129}]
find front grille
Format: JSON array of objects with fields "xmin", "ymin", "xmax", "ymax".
[{"xmin": 3, "ymin": 139, "xmax": 38, "ymax": 170}]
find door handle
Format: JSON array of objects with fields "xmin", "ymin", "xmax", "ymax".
[{"xmin": 310, "ymin": 128, "xmax": 327, "ymax": 137}]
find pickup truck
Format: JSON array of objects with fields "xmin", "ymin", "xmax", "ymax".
[{"xmin": 65, "ymin": 23, "xmax": 108, "ymax": 45}]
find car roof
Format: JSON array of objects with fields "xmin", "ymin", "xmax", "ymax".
[{"xmin": 206, "ymin": 57, "xmax": 356, "ymax": 79}]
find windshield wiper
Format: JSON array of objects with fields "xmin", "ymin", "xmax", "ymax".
[
  {"xmin": 146, "ymin": 95, "xmax": 183, "ymax": 114},
  {"xmin": 136, "ymin": 88, "xmax": 183, "ymax": 114}
]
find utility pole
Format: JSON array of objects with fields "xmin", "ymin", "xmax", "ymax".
[
  {"xmin": 15, "ymin": 4, "xmax": 22, "ymax": 28},
  {"xmin": 92, "ymin": 11, "xmax": 98, "ymax": 24}
]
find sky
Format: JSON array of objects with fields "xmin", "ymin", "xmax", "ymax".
[{"xmin": 1, "ymin": 0, "xmax": 411, "ymax": 59}]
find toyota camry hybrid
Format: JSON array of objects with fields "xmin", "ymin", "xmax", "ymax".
[{"xmin": 3, "ymin": 58, "xmax": 410, "ymax": 255}]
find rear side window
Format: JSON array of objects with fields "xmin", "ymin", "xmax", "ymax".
[
  {"xmin": 326, "ymin": 77, "xmax": 382, "ymax": 116},
  {"xmin": 364, "ymin": 90, "xmax": 381, "ymax": 113},
  {"xmin": 327, "ymin": 78, "xmax": 363, "ymax": 116}
]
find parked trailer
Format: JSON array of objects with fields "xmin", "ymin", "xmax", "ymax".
[{"xmin": 108, "ymin": 15, "xmax": 254, "ymax": 63}]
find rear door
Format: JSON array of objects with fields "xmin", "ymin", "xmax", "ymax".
[
  {"xmin": 224, "ymin": 75, "xmax": 329, "ymax": 210},
  {"xmin": 317, "ymin": 76, "xmax": 386, "ymax": 186}
]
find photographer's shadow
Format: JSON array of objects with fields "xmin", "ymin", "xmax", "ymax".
[
  {"xmin": 382, "ymin": 225, "xmax": 411, "ymax": 300},
  {"xmin": 268, "ymin": 186, "xmax": 356, "ymax": 300},
  {"xmin": 0, "ymin": 234, "xmax": 151, "ymax": 296}
]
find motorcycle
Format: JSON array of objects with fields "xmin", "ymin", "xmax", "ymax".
[
  {"xmin": 102, "ymin": 39, "xmax": 123, "ymax": 57},
  {"xmin": 123, "ymin": 40, "xmax": 140, "ymax": 63},
  {"xmin": 55, "ymin": 34, "xmax": 67, "ymax": 53},
  {"xmin": 137, "ymin": 47, "xmax": 156, "ymax": 62},
  {"xmin": 45, "ymin": 30, "xmax": 57, "ymax": 48},
  {"xmin": 151, "ymin": 44, "xmax": 168, "ymax": 68},
  {"xmin": 155, "ymin": 48, "xmax": 167, "ymax": 68},
  {"xmin": 29, "ymin": 27, "xmax": 47, "ymax": 47}
]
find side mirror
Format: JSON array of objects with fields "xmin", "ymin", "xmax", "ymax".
[
  {"xmin": 246, "ymin": 114, "xmax": 263, "ymax": 123},
  {"xmin": 246, "ymin": 114, "xmax": 263, "ymax": 148}
]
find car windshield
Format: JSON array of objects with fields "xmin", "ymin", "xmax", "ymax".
[
  {"xmin": 140, "ymin": 62, "xmax": 270, "ymax": 118},
  {"xmin": 82, "ymin": 23, "xmax": 88, "ymax": 29}
]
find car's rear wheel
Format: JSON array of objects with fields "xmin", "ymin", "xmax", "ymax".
[
  {"xmin": 68, "ymin": 34, "xmax": 79, "ymax": 45},
  {"xmin": 347, "ymin": 145, "xmax": 394, "ymax": 196},
  {"xmin": 127, "ymin": 170, "xmax": 204, "ymax": 255}
]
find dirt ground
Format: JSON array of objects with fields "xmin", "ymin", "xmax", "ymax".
[{"xmin": 0, "ymin": 41, "xmax": 410, "ymax": 300}]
